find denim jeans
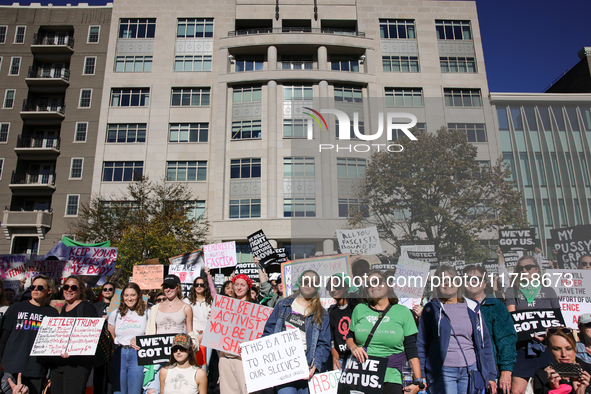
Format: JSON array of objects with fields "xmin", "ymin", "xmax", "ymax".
[
  {"xmin": 276, "ymin": 379, "xmax": 309, "ymax": 394},
  {"xmin": 109, "ymin": 346, "xmax": 144, "ymax": 394},
  {"xmin": 429, "ymin": 362, "xmax": 477, "ymax": 394}
]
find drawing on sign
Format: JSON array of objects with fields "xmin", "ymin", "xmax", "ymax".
[{"xmin": 169, "ymin": 264, "xmax": 202, "ymax": 284}]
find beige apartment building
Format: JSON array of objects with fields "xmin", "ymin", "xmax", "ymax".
[
  {"xmin": 91, "ymin": 0, "xmax": 501, "ymax": 261},
  {"xmin": 0, "ymin": 3, "xmax": 112, "ymax": 254}
]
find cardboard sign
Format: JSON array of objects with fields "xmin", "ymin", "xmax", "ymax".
[
  {"xmin": 482, "ymin": 259, "xmax": 500, "ymax": 276},
  {"xmin": 241, "ymin": 329, "xmax": 309, "ymax": 393},
  {"xmin": 247, "ymin": 230, "xmax": 278, "ymax": 268},
  {"xmin": 510, "ymin": 308, "xmax": 565, "ymax": 342},
  {"xmin": 336, "ymin": 227, "xmax": 383, "ymax": 255},
  {"xmin": 275, "ymin": 248, "xmax": 288, "ymax": 264},
  {"xmin": 400, "ymin": 245, "xmax": 435, "ymax": 259},
  {"xmin": 30, "ymin": 317, "xmax": 105, "ymax": 356},
  {"xmin": 203, "ymin": 241, "xmax": 237, "ymax": 269},
  {"xmin": 551, "ymin": 225, "xmax": 591, "ymax": 269},
  {"xmin": 391, "ymin": 256, "xmax": 430, "ymax": 298},
  {"xmin": 407, "ymin": 251, "xmax": 439, "ymax": 270},
  {"xmin": 169, "ymin": 264, "xmax": 201, "ymax": 284},
  {"xmin": 499, "ymin": 228, "xmax": 536, "ymax": 253},
  {"xmin": 235, "ymin": 262, "xmax": 260, "ymax": 283},
  {"xmin": 281, "ymin": 254, "xmax": 352, "ymax": 309},
  {"xmin": 548, "ymin": 269, "xmax": 591, "ymax": 328},
  {"xmin": 132, "ymin": 265, "xmax": 164, "ymax": 290},
  {"xmin": 201, "ymin": 294, "xmax": 273, "ymax": 355},
  {"xmin": 337, "ymin": 355, "xmax": 388, "ymax": 394},
  {"xmin": 67, "ymin": 247, "xmax": 118, "ymax": 276},
  {"xmin": 309, "ymin": 370, "xmax": 342, "ymax": 394},
  {"xmin": 168, "ymin": 250, "xmax": 204, "ymax": 266},
  {"xmin": 26, "ymin": 260, "xmax": 71, "ymax": 286},
  {"xmin": 0, "ymin": 255, "xmax": 27, "ymax": 280},
  {"xmin": 136, "ymin": 334, "xmax": 177, "ymax": 365}
]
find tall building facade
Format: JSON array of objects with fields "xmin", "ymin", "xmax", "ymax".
[
  {"xmin": 91, "ymin": 0, "xmax": 501, "ymax": 261},
  {"xmin": 0, "ymin": 3, "xmax": 112, "ymax": 254}
]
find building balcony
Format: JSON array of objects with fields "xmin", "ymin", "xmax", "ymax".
[
  {"xmin": 31, "ymin": 34, "xmax": 74, "ymax": 54},
  {"xmin": 26, "ymin": 67, "xmax": 70, "ymax": 89},
  {"xmin": 20, "ymin": 99, "xmax": 65, "ymax": 120},
  {"xmin": 228, "ymin": 27, "xmax": 364, "ymax": 37},
  {"xmin": 2, "ymin": 209, "xmax": 52, "ymax": 240},
  {"xmin": 9, "ymin": 171, "xmax": 56, "ymax": 190},
  {"xmin": 15, "ymin": 136, "xmax": 60, "ymax": 154}
]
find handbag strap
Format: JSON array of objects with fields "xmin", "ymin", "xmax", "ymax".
[{"xmin": 364, "ymin": 304, "xmax": 393, "ymax": 348}]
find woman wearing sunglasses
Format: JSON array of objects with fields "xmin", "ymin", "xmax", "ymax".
[
  {"xmin": 533, "ymin": 327, "xmax": 591, "ymax": 394},
  {"xmin": 187, "ymin": 276, "xmax": 213, "ymax": 371},
  {"xmin": 506, "ymin": 255, "xmax": 560, "ymax": 394},
  {"xmin": 159, "ymin": 333, "xmax": 207, "ymax": 394},
  {"xmin": 0, "ymin": 275, "xmax": 58, "ymax": 394},
  {"xmin": 50, "ymin": 275, "xmax": 99, "ymax": 394},
  {"xmin": 108, "ymin": 282, "xmax": 149, "ymax": 394}
]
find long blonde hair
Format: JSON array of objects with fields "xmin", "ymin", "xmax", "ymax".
[{"xmin": 296, "ymin": 270, "xmax": 326, "ymax": 326}]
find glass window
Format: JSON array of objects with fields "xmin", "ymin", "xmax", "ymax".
[
  {"xmin": 0, "ymin": 123, "xmax": 9, "ymax": 143},
  {"xmin": 14, "ymin": 26, "xmax": 25, "ymax": 43},
  {"xmin": 79, "ymin": 89, "xmax": 92, "ymax": 108},
  {"xmin": 440, "ymin": 56, "xmax": 476, "ymax": 73},
  {"xmin": 0, "ymin": 158, "xmax": 3, "ymax": 180},
  {"xmin": 88, "ymin": 26, "xmax": 100, "ymax": 43},
  {"xmin": 447, "ymin": 123, "xmax": 487, "ymax": 142},
  {"xmin": 70, "ymin": 158, "xmax": 83, "ymax": 179},
  {"xmin": 229, "ymin": 199, "xmax": 261, "ymax": 218},
  {"xmin": 443, "ymin": 89, "xmax": 481, "ymax": 107},
  {"xmin": 115, "ymin": 56, "xmax": 152, "ymax": 72},
  {"xmin": 0, "ymin": 26, "xmax": 7, "ymax": 44},
  {"xmin": 334, "ymin": 86, "xmax": 362, "ymax": 103},
  {"xmin": 168, "ymin": 123, "xmax": 208, "ymax": 143},
  {"xmin": 283, "ymin": 119, "xmax": 309, "ymax": 138},
  {"xmin": 230, "ymin": 158, "xmax": 261, "ymax": 179},
  {"xmin": 66, "ymin": 195, "xmax": 79, "ymax": 216},
  {"xmin": 171, "ymin": 87, "xmax": 210, "ymax": 106},
  {"xmin": 174, "ymin": 55, "xmax": 212, "ymax": 72},
  {"xmin": 3, "ymin": 89, "xmax": 15, "ymax": 108},
  {"xmin": 119, "ymin": 19, "xmax": 156, "ymax": 39},
  {"xmin": 106, "ymin": 124, "xmax": 147, "ymax": 143},
  {"xmin": 185, "ymin": 200, "xmax": 206, "ymax": 221},
  {"xmin": 177, "ymin": 19, "xmax": 214, "ymax": 38},
  {"xmin": 102, "ymin": 162, "xmax": 144, "ymax": 182},
  {"xmin": 283, "ymin": 85, "xmax": 313, "ymax": 100},
  {"xmin": 110, "ymin": 88, "xmax": 150, "ymax": 107},
  {"xmin": 284, "ymin": 198, "xmax": 316, "ymax": 217},
  {"xmin": 379, "ymin": 19, "xmax": 416, "ymax": 39},
  {"xmin": 435, "ymin": 20, "xmax": 472, "ymax": 40},
  {"xmin": 75, "ymin": 122, "xmax": 87, "ymax": 142},
  {"xmin": 338, "ymin": 198, "xmax": 369, "ymax": 218},
  {"xmin": 166, "ymin": 161, "xmax": 207, "ymax": 181},
  {"xmin": 83, "ymin": 57, "xmax": 96, "ymax": 75},
  {"xmin": 330, "ymin": 56, "xmax": 359, "ymax": 72},
  {"xmin": 337, "ymin": 158, "xmax": 366, "ymax": 178},
  {"xmin": 382, "ymin": 56, "xmax": 419, "ymax": 72},
  {"xmin": 235, "ymin": 56, "xmax": 264, "ymax": 72},
  {"xmin": 232, "ymin": 86, "xmax": 262, "ymax": 103},
  {"xmin": 231, "ymin": 120, "xmax": 262, "ymax": 140},
  {"xmin": 9, "ymin": 57, "xmax": 21, "ymax": 75},
  {"xmin": 284, "ymin": 157, "xmax": 315, "ymax": 177},
  {"xmin": 385, "ymin": 88, "xmax": 423, "ymax": 106}
]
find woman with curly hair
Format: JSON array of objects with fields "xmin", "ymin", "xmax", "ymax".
[
  {"xmin": 188, "ymin": 276, "xmax": 213, "ymax": 370},
  {"xmin": 108, "ymin": 282, "xmax": 149, "ymax": 394}
]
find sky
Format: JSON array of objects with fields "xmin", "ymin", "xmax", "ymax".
[{"xmin": 1, "ymin": 0, "xmax": 590, "ymax": 93}]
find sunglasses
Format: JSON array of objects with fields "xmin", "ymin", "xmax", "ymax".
[
  {"xmin": 518, "ymin": 265, "xmax": 537, "ymax": 272},
  {"xmin": 172, "ymin": 346, "xmax": 187, "ymax": 353},
  {"xmin": 156, "ymin": 297, "xmax": 166, "ymax": 303},
  {"xmin": 62, "ymin": 285, "xmax": 79, "ymax": 291},
  {"xmin": 547, "ymin": 327, "xmax": 573, "ymax": 335},
  {"xmin": 583, "ymin": 322, "xmax": 591, "ymax": 328},
  {"xmin": 103, "ymin": 288, "xmax": 114, "ymax": 292},
  {"xmin": 581, "ymin": 262, "xmax": 591, "ymax": 268},
  {"xmin": 29, "ymin": 285, "xmax": 46, "ymax": 291},
  {"xmin": 163, "ymin": 284, "xmax": 176, "ymax": 290},
  {"xmin": 194, "ymin": 283, "xmax": 205, "ymax": 288},
  {"xmin": 368, "ymin": 279, "xmax": 386, "ymax": 288}
]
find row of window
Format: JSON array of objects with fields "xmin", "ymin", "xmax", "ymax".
[
  {"xmin": 1, "ymin": 88, "xmax": 93, "ymax": 109},
  {"xmin": 379, "ymin": 19, "xmax": 472, "ymax": 41},
  {"xmin": 1, "ymin": 56, "xmax": 99, "ymax": 77},
  {"xmin": 0, "ymin": 25, "xmax": 100, "ymax": 45}
]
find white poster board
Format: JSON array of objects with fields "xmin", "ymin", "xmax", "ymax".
[
  {"xmin": 391, "ymin": 256, "xmax": 430, "ymax": 299},
  {"xmin": 203, "ymin": 241, "xmax": 237, "ymax": 268},
  {"xmin": 30, "ymin": 317, "xmax": 105, "ymax": 356},
  {"xmin": 336, "ymin": 227, "xmax": 383, "ymax": 255},
  {"xmin": 547, "ymin": 269, "xmax": 591, "ymax": 329},
  {"xmin": 168, "ymin": 264, "xmax": 202, "ymax": 284},
  {"xmin": 309, "ymin": 370, "xmax": 342, "ymax": 394}
]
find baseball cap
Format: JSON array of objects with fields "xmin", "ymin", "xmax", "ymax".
[
  {"xmin": 579, "ymin": 313, "xmax": 591, "ymax": 325},
  {"xmin": 172, "ymin": 333, "xmax": 192, "ymax": 350},
  {"xmin": 162, "ymin": 274, "xmax": 180, "ymax": 287}
]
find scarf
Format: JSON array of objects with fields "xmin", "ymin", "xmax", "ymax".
[{"xmin": 519, "ymin": 284, "xmax": 541, "ymax": 304}]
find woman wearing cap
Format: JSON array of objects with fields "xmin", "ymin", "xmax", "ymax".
[
  {"xmin": 263, "ymin": 270, "xmax": 331, "ymax": 394},
  {"xmin": 141, "ymin": 275, "xmax": 195, "ymax": 394},
  {"xmin": 577, "ymin": 314, "xmax": 591, "ymax": 364},
  {"xmin": 160, "ymin": 333, "xmax": 207, "ymax": 394},
  {"xmin": 506, "ymin": 255, "xmax": 560, "ymax": 394},
  {"xmin": 533, "ymin": 327, "xmax": 591, "ymax": 394},
  {"xmin": 217, "ymin": 273, "xmax": 254, "ymax": 394},
  {"xmin": 108, "ymin": 282, "xmax": 149, "ymax": 394},
  {"xmin": 0, "ymin": 275, "xmax": 58, "ymax": 394}
]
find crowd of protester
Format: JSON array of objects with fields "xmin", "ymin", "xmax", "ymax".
[{"xmin": 0, "ymin": 251, "xmax": 590, "ymax": 394}]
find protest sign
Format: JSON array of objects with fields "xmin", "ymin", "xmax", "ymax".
[
  {"xmin": 371, "ymin": 264, "xmax": 397, "ymax": 271},
  {"xmin": 235, "ymin": 262, "xmax": 260, "ymax": 283},
  {"xmin": 240, "ymin": 329, "xmax": 308, "ymax": 392},
  {"xmin": 547, "ymin": 269, "xmax": 591, "ymax": 328},
  {"xmin": 247, "ymin": 230, "xmax": 278, "ymax": 268},
  {"xmin": 551, "ymin": 225, "xmax": 591, "ymax": 269},
  {"xmin": 3, "ymin": 280, "xmax": 21, "ymax": 291},
  {"xmin": 30, "ymin": 317, "xmax": 105, "ymax": 356},
  {"xmin": 309, "ymin": 370, "xmax": 342, "ymax": 394},
  {"xmin": 168, "ymin": 264, "xmax": 201, "ymax": 284},
  {"xmin": 0, "ymin": 255, "xmax": 27, "ymax": 280},
  {"xmin": 391, "ymin": 256, "xmax": 430, "ymax": 299},
  {"xmin": 400, "ymin": 245, "xmax": 435, "ymax": 259},
  {"xmin": 499, "ymin": 228, "xmax": 536, "ymax": 253},
  {"xmin": 398, "ymin": 297, "xmax": 422, "ymax": 310},
  {"xmin": 215, "ymin": 273, "xmax": 225, "ymax": 286},
  {"xmin": 482, "ymin": 259, "xmax": 500, "ymax": 276},
  {"xmin": 337, "ymin": 355, "xmax": 388, "ymax": 394},
  {"xmin": 281, "ymin": 254, "xmax": 351, "ymax": 309},
  {"xmin": 203, "ymin": 241, "xmax": 237, "ymax": 269},
  {"xmin": 67, "ymin": 247, "xmax": 117, "ymax": 275},
  {"xmin": 510, "ymin": 308, "xmax": 565, "ymax": 342},
  {"xmin": 168, "ymin": 250, "xmax": 204, "ymax": 266},
  {"xmin": 502, "ymin": 251, "xmax": 523, "ymax": 270},
  {"xmin": 275, "ymin": 248, "xmax": 288, "ymax": 264},
  {"xmin": 336, "ymin": 227, "xmax": 383, "ymax": 255},
  {"xmin": 201, "ymin": 294, "xmax": 273, "ymax": 355},
  {"xmin": 25, "ymin": 259, "xmax": 71, "ymax": 286},
  {"xmin": 407, "ymin": 250, "xmax": 439, "ymax": 270},
  {"xmin": 136, "ymin": 334, "xmax": 177, "ymax": 365},
  {"xmin": 132, "ymin": 265, "xmax": 164, "ymax": 290}
]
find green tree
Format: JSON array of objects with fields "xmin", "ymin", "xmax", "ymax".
[
  {"xmin": 69, "ymin": 178, "xmax": 209, "ymax": 281},
  {"xmin": 348, "ymin": 128, "xmax": 528, "ymax": 261}
]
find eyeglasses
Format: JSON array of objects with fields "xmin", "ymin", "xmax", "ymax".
[
  {"xmin": 163, "ymin": 284, "xmax": 176, "ymax": 290},
  {"xmin": 103, "ymin": 287, "xmax": 114, "ymax": 292},
  {"xmin": 62, "ymin": 285, "xmax": 79, "ymax": 291},
  {"xmin": 194, "ymin": 283, "xmax": 205, "ymax": 288},
  {"xmin": 518, "ymin": 265, "xmax": 537, "ymax": 272},
  {"xmin": 156, "ymin": 297, "xmax": 166, "ymax": 303},
  {"xmin": 547, "ymin": 327, "xmax": 573, "ymax": 335},
  {"xmin": 581, "ymin": 261, "xmax": 591, "ymax": 268},
  {"xmin": 29, "ymin": 285, "xmax": 46, "ymax": 291}
]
